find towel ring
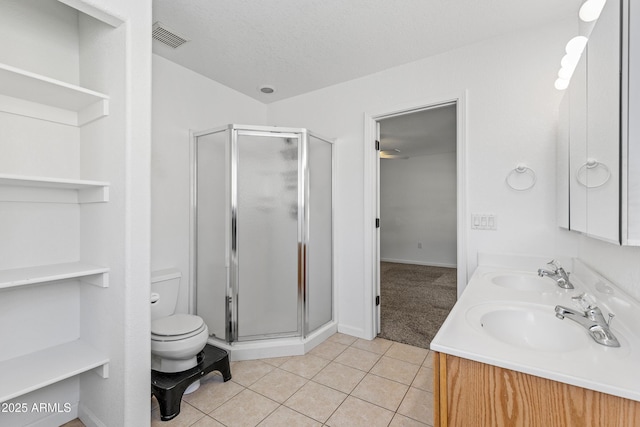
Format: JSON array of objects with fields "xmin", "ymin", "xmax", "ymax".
[
  {"xmin": 576, "ymin": 159, "xmax": 610, "ymax": 188},
  {"xmin": 506, "ymin": 164, "xmax": 536, "ymax": 191}
]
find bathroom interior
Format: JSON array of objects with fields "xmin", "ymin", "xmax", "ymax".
[{"xmin": 1, "ymin": 0, "xmax": 640, "ymax": 425}]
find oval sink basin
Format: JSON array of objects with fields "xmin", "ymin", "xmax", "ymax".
[
  {"xmin": 485, "ymin": 272, "xmax": 556, "ymax": 292},
  {"xmin": 466, "ymin": 303, "xmax": 587, "ymax": 352}
]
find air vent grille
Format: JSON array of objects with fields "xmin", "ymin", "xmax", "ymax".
[{"xmin": 153, "ymin": 22, "xmax": 189, "ymax": 49}]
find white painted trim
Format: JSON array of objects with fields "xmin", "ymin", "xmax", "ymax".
[
  {"xmin": 363, "ymin": 92, "xmax": 468, "ymax": 339},
  {"xmin": 331, "ymin": 137, "xmax": 339, "ymax": 336},
  {"xmin": 456, "ymin": 92, "xmax": 469, "ymax": 295},
  {"xmin": 78, "ymin": 403, "xmax": 108, "ymax": 427},
  {"xmin": 380, "ymin": 258, "xmax": 457, "ymax": 269},
  {"xmin": 189, "ymin": 130, "xmax": 196, "ymax": 315},
  {"xmin": 29, "ymin": 403, "xmax": 79, "ymax": 427},
  {"xmin": 210, "ymin": 321, "xmax": 337, "ymax": 361},
  {"xmin": 337, "ymin": 324, "xmax": 367, "ymax": 339},
  {"xmin": 57, "ymin": 0, "xmax": 124, "ymax": 28}
]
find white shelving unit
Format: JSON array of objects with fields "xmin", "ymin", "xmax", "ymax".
[
  {"xmin": 0, "ymin": 174, "xmax": 109, "ymax": 203},
  {"xmin": 0, "ymin": 262, "xmax": 109, "ymax": 290},
  {"xmin": 0, "ymin": 62, "xmax": 109, "ymax": 126},
  {"xmin": 0, "ymin": 340, "xmax": 109, "ymax": 404},
  {"xmin": 0, "ymin": 3, "xmax": 113, "ymax": 409}
]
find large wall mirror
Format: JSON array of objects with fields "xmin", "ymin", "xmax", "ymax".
[{"xmin": 558, "ymin": 0, "xmax": 640, "ymax": 245}]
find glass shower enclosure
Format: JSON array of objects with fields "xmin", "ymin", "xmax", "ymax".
[{"xmin": 192, "ymin": 125, "xmax": 334, "ymax": 343}]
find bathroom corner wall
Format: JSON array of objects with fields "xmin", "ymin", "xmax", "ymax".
[
  {"xmin": 578, "ymin": 237, "xmax": 640, "ymax": 302},
  {"xmin": 151, "ymin": 55, "xmax": 267, "ymax": 315},
  {"xmin": 266, "ymin": 19, "xmax": 581, "ymax": 338}
]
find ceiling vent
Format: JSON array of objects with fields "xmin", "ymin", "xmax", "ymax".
[{"xmin": 152, "ymin": 22, "xmax": 189, "ymax": 49}]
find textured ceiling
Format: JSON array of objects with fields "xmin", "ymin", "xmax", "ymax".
[{"xmin": 152, "ymin": 0, "xmax": 580, "ymax": 103}]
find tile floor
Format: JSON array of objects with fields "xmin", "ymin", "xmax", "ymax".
[{"xmin": 149, "ymin": 333, "xmax": 435, "ymax": 427}]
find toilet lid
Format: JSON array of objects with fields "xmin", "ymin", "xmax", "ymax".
[{"xmin": 151, "ymin": 314, "xmax": 204, "ymax": 337}]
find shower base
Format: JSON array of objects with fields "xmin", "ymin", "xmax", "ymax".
[{"xmin": 210, "ymin": 321, "xmax": 337, "ymax": 361}]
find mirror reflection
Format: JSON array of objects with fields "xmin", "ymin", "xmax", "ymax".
[{"xmin": 557, "ymin": 0, "xmax": 622, "ymax": 244}]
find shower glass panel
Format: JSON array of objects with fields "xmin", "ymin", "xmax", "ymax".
[
  {"xmin": 195, "ymin": 129, "xmax": 229, "ymax": 340},
  {"xmin": 193, "ymin": 125, "xmax": 334, "ymax": 344},
  {"xmin": 235, "ymin": 132, "xmax": 301, "ymax": 340},
  {"xmin": 306, "ymin": 134, "xmax": 333, "ymax": 334}
]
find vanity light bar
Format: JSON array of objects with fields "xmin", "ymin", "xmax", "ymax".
[
  {"xmin": 554, "ymin": 0, "xmax": 607, "ymax": 90},
  {"xmin": 555, "ymin": 36, "xmax": 588, "ymax": 90},
  {"xmin": 580, "ymin": 0, "xmax": 607, "ymax": 22}
]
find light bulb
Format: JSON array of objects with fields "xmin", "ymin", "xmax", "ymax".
[
  {"xmin": 555, "ymin": 78, "xmax": 570, "ymax": 91},
  {"xmin": 565, "ymin": 36, "xmax": 588, "ymax": 56},
  {"xmin": 560, "ymin": 54, "xmax": 576, "ymax": 69},
  {"xmin": 558, "ymin": 67, "xmax": 574, "ymax": 80},
  {"xmin": 580, "ymin": 0, "xmax": 606, "ymax": 22}
]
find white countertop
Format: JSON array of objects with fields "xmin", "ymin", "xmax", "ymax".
[{"xmin": 430, "ymin": 256, "xmax": 640, "ymax": 402}]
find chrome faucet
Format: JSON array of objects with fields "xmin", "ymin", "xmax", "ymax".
[
  {"xmin": 538, "ymin": 260, "xmax": 574, "ymax": 289},
  {"xmin": 555, "ymin": 304, "xmax": 620, "ymax": 347}
]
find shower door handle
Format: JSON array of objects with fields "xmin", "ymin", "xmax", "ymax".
[{"xmin": 231, "ymin": 208, "xmax": 237, "ymax": 252}]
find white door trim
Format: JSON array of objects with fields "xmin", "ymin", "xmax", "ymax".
[{"xmin": 362, "ymin": 92, "xmax": 468, "ymax": 340}]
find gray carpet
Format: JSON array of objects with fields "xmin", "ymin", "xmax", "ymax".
[{"xmin": 378, "ymin": 262, "xmax": 457, "ymax": 349}]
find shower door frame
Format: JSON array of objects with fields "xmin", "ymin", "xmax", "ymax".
[
  {"xmin": 190, "ymin": 124, "xmax": 335, "ymax": 344},
  {"xmin": 231, "ymin": 126, "xmax": 304, "ymax": 342}
]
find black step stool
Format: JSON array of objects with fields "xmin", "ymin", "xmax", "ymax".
[{"xmin": 151, "ymin": 344, "xmax": 232, "ymax": 421}]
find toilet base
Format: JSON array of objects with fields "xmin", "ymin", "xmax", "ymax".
[
  {"xmin": 151, "ymin": 344, "xmax": 231, "ymax": 421},
  {"xmin": 184, "ymin": 379, "xmax": 200, "ymax": 394}
]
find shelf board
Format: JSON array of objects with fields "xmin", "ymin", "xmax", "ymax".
[
  {"xmin": 0, "ymin": 262, "xmax": 109, "ymax": 290},
  {"xmin": 0, "ymin": 340, "xmax": 109, "ymax": 403},
  {"xmin": 0, "ymin": 174, "xmax": 109, "ymax": 203},
  {"xmin": 0, "ymin": 63, "xmax": 109, "ymax": 126}
]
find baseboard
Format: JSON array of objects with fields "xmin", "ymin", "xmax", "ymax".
[
  {"xmin": 381, "ymin": 258, "xmax": 457, "ymax": 269},
  {"xmin": 78, "ymin": 404, "xmax": 107, "ymax": 427},
  {"xmin": 25, "ymin": 403, "xmax": 78, "ymax": 427},
  {"xmin": 337, "ymin": 324, "xmax": 367, "ymax": 339}
]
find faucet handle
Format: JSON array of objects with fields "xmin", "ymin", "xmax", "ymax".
[
  {"xmin": 547, "ymin": 259, "xmax": 561, "ymax": 272},
  {"xmin": 572, "ymin": 292, "xmax": 597, "ymax": 310},
  {"xmin": 571, "ymin": 292, "xmax": 585, "ymax": 301},
  {"xmin": 607, "ymin": 313, "xmax": 615, "ymax": 327}
]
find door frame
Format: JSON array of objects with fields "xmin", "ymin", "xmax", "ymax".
[{"xmin": 363, "ymin": 92, "xmax": 468, "ymax": 338}]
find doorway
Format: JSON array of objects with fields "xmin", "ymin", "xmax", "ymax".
[
  {"xmin": 377, "ymin": 104, "xmax": 457, "ymax": 348},
  {"xmin": 363, "ymin": 94, "xmax": 467, "ymax": 346}
]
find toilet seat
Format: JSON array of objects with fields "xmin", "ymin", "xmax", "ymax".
[{"xmin": 152, "ymin": 314, "xmax": 206, "ymax": 342}]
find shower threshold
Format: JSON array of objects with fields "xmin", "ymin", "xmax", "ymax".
[{"xmin": 211, "ymin": 321, "xmax": 337, "ymax": 362}]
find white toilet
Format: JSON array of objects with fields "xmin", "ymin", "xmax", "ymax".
[{"xmin": 151, "ymin": 269, "xmax": 209, "ymax": 393}]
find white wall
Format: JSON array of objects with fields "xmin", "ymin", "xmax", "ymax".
[
  {"xmin": 380, "ymin": 152, "xmax": 457, "ymax": 267},
  {"xmin": 0, "ymin": 0, "xmax": 80, "ymax": 82},
  {"xmin": 267, "ymin": 20, "xmax": 581, "ymax": 338},
  {"xmin": 152, "ymin": 55, "xmax": 267, "ymax": 314},
  {"xmin": 578, "ymin": 237, "xmax": 640, "ymax": 301}
]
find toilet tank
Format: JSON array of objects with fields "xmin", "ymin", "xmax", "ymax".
[{"xmin": 151, "ymin": 268, "xmax": 182, "ymax": 320}]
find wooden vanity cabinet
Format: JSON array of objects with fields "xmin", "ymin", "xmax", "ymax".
[{"xmin": 433, "ymin": 352, "xmax": 640, "ymax": 426}]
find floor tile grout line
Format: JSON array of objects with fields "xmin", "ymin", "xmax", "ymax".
[
  {"xmin": 318, "ymin": 391, "xmax": 349, "ymax": 426},
  {"xmin": 349, "ymin": 337, "xmax": 433, "ymax": 425},
  {"xmin": 161, "ymin": 334, "xmax": 432, "ymax": 426},
  {"xmin": 183, "ymin": 401, "xmax": 207, "ymax": 427},
  {"xmin": 318, "ymin": 338, "xmax": 416, "ymax": 424},
  {"xmin": 279, "ymin": 401, "xmax": 336, "ymax": 425},
  {"xmin": 259, "ymin": 339, "xmax": 379, "ymax": 425}
]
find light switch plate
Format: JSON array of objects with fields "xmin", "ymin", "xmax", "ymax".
[{"xmin": 471, "ymin": 213, "xmax": 497, "ymax": 230}]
